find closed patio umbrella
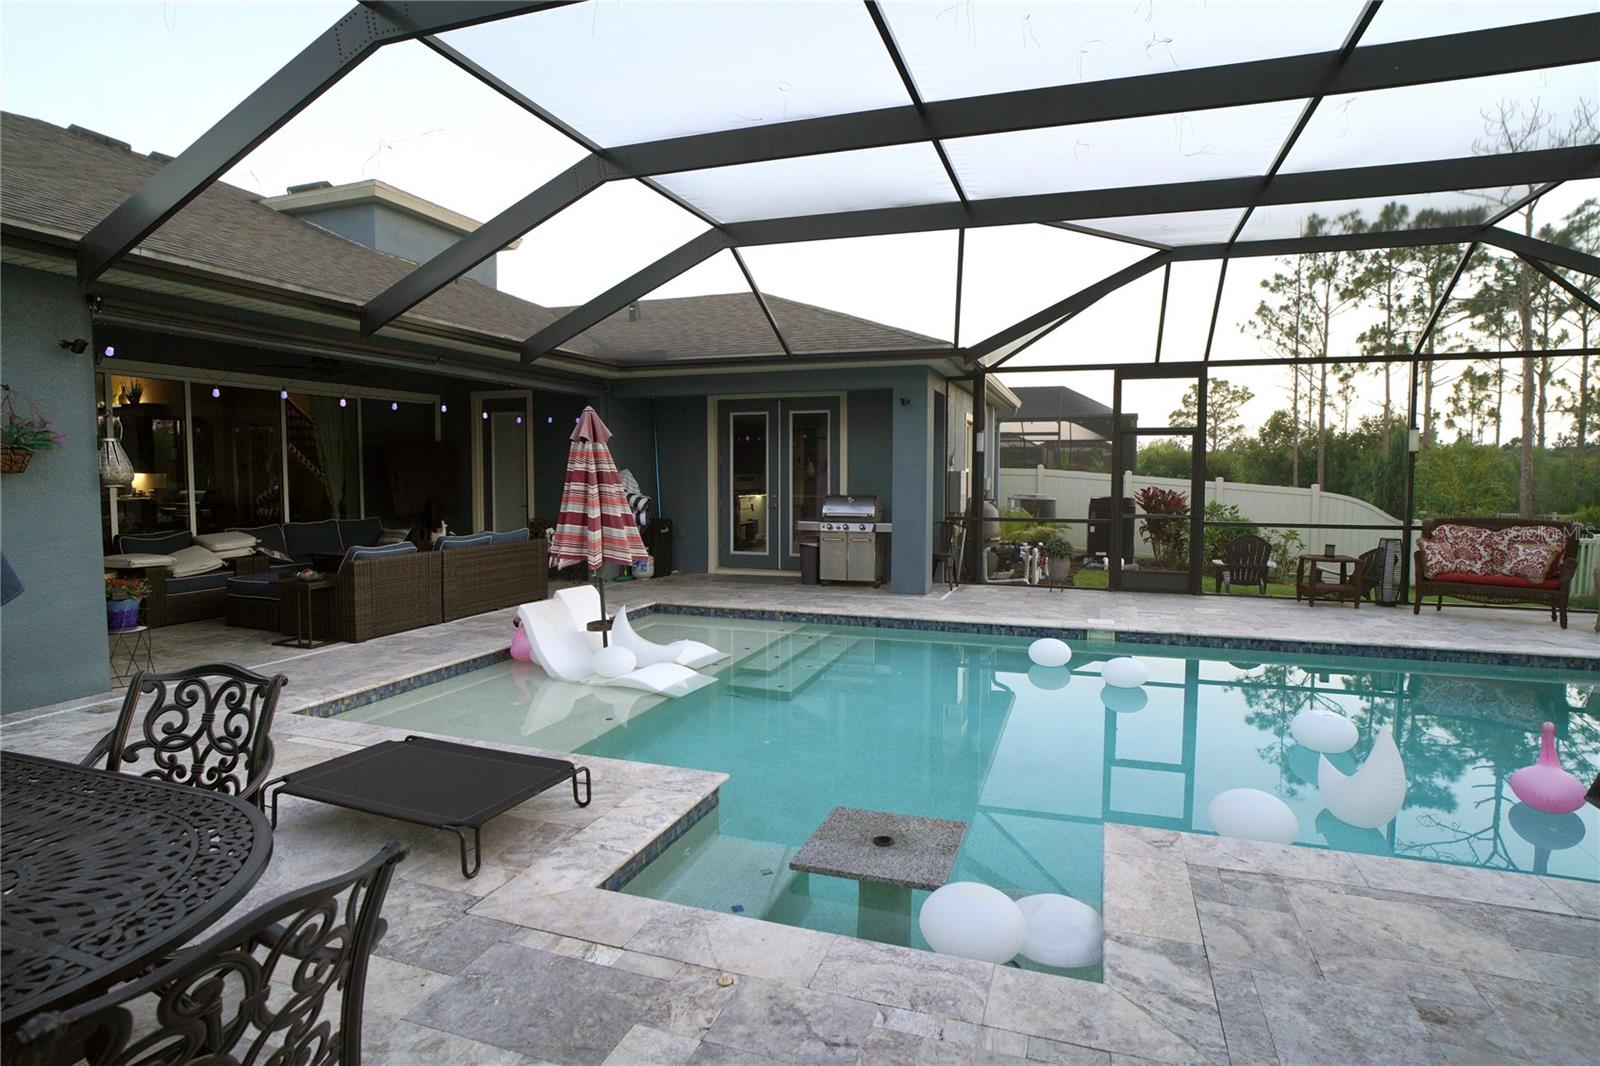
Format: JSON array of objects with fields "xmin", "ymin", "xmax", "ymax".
[{"xmin": 550, "ymin": 406, "xmax": 647, "ymax": 643}]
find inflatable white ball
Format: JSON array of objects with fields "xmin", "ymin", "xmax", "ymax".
[
  {"xmin": 1290, "ymin": 708, "xmax": 1358, "ymax": 754},
  {"xmin": 592, "ymin": 645, "xmax": 638, "ymax": 679},
  {"xmin": 918, "ymin": 882, "xmax": 1026, "ymax": 964},
  {"xmin": 1028, "ymin": 665, "xmax": 1071, "ymax": 691},
  {"xmin": 1100, "ymin": 685, "xmax": 1148, "ymax": 714},
  {"xmin": 1017, "ymin": 894, "xmax": 1103, "ymax": 969},
  {"xmin": 1208, "ymin": 788, "xmax": 1299, "ymax": 845},
  {"xmin": 1028, "ymin": 638, "xmax": 1072, "ymax": 668},
  {"xmin": 1101, "ymin": 657, "xmax": 1148, "ymax": 689}
]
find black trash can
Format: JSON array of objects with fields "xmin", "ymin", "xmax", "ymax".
[
  {"xmin": 800, "ymin": 537, "xmax": 820, "ymax": 585},
  {"xmin": 642, "ymin": 518, "xmax": 673, "ymax": 577}
]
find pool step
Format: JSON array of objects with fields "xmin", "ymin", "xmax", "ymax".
[{"xmin": 727, "ymin": 633, "xmax": 868, "ymax": 701}]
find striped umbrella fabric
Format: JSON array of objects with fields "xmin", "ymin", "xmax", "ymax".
[{"xmin": 549, "ymin": 406, "xmax": 647, "ymax": 570}]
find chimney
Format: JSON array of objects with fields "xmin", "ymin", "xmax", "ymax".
[{"xmin": 628, "ymin": 301, "xmax": 641, "ymax": 321}]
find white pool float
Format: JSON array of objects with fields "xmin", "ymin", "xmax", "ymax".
[
  {"xmin": 1028, "ymin": 638, "xmax": 1072, "ymax": 668},
  {"xmin": 1319, "ymin": 728, "xmax": 1408, "ymax": 829},
  {"xmin": 1290, "ymin": 708, "xmax": 1358, "ymax": 754},
  {"xmin": 1101, "ymin": 657, "xmax": 1148, "ymax": 689},
  {"xmin": 592, "ymin": 645, "xmax": 637, "ymax": 678},
  {"xmin": 1017, "ymin": 894, "xmax": 1103, "ymax": 969},
  {"xmin": 919, "ymin": 882, "xmax": 1026, "ymax": 964},
  {"xmin": 1209, "ymin": 788, "xmax": 1299, "ymax": 844}
]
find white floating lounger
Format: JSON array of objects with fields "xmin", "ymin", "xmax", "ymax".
[
  {"xmin": 554, "ymin": 585, "xmax": 726, "ymax": 669},
  {"xmin": 613, "ymin": 606, "xmax": 727, "ymax": 669},
  {"xmin": 516, "ymin": 600, "xmax": 714, "ymax": 698}
]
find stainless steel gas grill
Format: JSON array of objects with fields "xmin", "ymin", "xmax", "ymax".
[{"xmin": 813, "ymin": 495, "xmax": 889, "ymax": 584}]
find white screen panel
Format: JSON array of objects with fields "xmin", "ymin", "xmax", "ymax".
[
  {"xmin": 441, "ymin": 1, "xmax": 911, "ymax": 146},
  {"xmin": 1242, "ymin": 189, "xmax": 1515, "ymax": 241},
  {"xmin": 1282, "ymin": 64, "xmax": 1600, "ymax": 174},
  {"xmin": 654, "ymin": 143, "xmax": 959, "ymax": 223},
  {"xmin": 944, "ymin": 100, "xmax": 1306, "ymax": 200},
  {"xmin": 880, "ymin": 0, "xmax": 1361, "ymax": 102},
  {"xmin": 1071, "ymin": 209, "xmax": 1247, "ymax": 247},
  {"xmin": 1362, "ymin": 1, "xmax": 1596, "ymax": 45},
  {"xmin": 960, "ymin": 226, "xmax": 1149, "ymax": 347}
]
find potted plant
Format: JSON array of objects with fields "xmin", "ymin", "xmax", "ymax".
[
  {"xmin": 105, "ymin": 573, "xmax": 150, "ymax": 632},
  {"xmin": 1, "ymin": 384, "xmax": 64, "ymax": 474}
]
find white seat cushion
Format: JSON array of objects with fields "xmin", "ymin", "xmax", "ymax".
[
  {"xmin": 168, "ymin": 544, "xmax": 225, "ymax": 578},
  {"xmin": 195, "ymin": 531, "xmax": 257, "ymax": 553},
  {"xmin": 104, "ymin": 553, "xmax": 177, "ymax": 570}
]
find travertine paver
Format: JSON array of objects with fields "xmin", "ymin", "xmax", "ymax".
[{"xmin": 3, "ymin": 579, "xmax": 1595, "ymax": 1064}]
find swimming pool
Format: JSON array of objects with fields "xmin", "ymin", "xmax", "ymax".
[{"xmin": 333, "ymin": 612, "xmax": 1599, "ymax": 975}]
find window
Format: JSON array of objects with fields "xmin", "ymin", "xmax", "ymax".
[
  {"xmin": 189, "ymin": 384, "xmax": 284, "ymax": 533},
  {"xmin": 285, "ymin": 392, "xmax": 360, "ymax": 521},
  {"xmin": 102, "ymin": 374, "xmax": 189, "ymax": 539}
]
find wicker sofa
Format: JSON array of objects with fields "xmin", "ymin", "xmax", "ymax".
[
  {"xmin": 1412, "ymin": 517, "xmax": 1581, "ymax": 629},
  {"xmin": 440, "ymin": 536, "xmax": 549, "ymax": 622},
  {"xmin": 114, "ymin": 529, "xmax": 269, "ymax": 627}
]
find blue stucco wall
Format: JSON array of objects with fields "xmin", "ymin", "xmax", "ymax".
[
  {"xmin": 295, "ymin": 203, "xmax": 496, "ymax": 287},
  {"xmin": 1, "ymin": 266, "xmax": 112, "ymax": 714}
]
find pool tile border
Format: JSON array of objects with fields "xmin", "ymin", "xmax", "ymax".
[
  {"xmin": 295, "ymin": 647, "xmax": 511, "ymax": 719},
  {"xmin": 600, "ymin": 789, "xmax": 721, "ymax": 892},
  {"xmin": 632, "ymin": 603, "xmax": 1599, "ymax": 672}
]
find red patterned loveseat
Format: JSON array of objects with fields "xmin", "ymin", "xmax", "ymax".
[{"xmin": 1413, "ymin": 517, "xmax": 1581, "ymax": 628}]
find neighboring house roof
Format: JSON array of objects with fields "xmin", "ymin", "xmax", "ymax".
[
  {"xmin": 1004, "ymin": 385, "xmax": 1116, "ymax": 423},
  {"xmin": 0, "ymin": 113, "xmax": 944, "ymax": 366}
]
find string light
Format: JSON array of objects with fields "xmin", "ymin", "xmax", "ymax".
[
  {"xmin": 440, "ymin": 403, "xmax": 448, "ymax": 414},
  {"xmin": 338, "ymin": 397, "xmax": 347, "ymax": 408},
  {"xmin": 210, "ymin": 386, "xmax": 221, "ymax": 398},
  {"xmin": 280, "ymin": 389, "xmax": 288, "ymax": 400},
  {"xmin": 103, "ymin": 346, "xmax": 116, "ymax": 358},
  {"xmin": 390, "ymin": 401, "xmax": 399, "ymax": 411}
]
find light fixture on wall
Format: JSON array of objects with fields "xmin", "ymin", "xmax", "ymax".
[{"xmin": 58, "ymin": 338, "xmax": 88, "ymax": 354}]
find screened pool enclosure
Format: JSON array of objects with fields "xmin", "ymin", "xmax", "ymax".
[{"xmin": 78, "ymin": 0, "xmax": 1599, "ymax": 597}]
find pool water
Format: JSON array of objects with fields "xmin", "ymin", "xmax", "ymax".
[{"xmin": 334, "ymin": 614, "xmax": 1600, "ymax": 976}]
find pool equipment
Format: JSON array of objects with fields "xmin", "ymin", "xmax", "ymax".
[
  {"xmin": 592, "ymin": 645, "xmax": 638, "ymax": 679},
  {"xmin": 1510, "ymin": 722, "xmax": 1587, "ymax": 814},
  {"xmin": 1208, "ymin": 788, "xmax": 1299, "ymax": 844},
  {"xmin": 1028, "ymin": 638, "xmax": 1072, "ymax": 668},
  {"xmin": 918, "ymin": 882, "xmax": 1026, "ymax": 964},
  {"xmin": 1016, "ymin": 894, "xmax": 1103, "ymax": 969},
  {"xmin": 1101, "ymin": 657, "xmax": 1148, "ymax": 689},
  {"xmin": 1027, "ymin": 665, "xmax": 1071, "ymax": 691},
  {"xmin": 1290, "ymin": 708, "xmax": 1358, "ymax": 754},
  {"xmin": 1099, "ymin": 686, "xmax": 1148, "ymax": 713},
  {"xmin": 1319, "ymin": 728, "xmax": 1407, "ymax": 829}
]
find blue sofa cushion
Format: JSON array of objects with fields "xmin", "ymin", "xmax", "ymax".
[
  {"xmin": 120, "ymin": 529, "xmax": 193, "ymax": 555},
  {"xmin": 436, "ymin": 532, "xmax": 493, "ymax": 551},
  {"xmin": 338, "ymin": 541, "xmax": 417, "ymax": 573},
  {"xmin": 230, "ymin": 523, "xmax": 288, "ymax": 557},
  {"xmin": 284, "ymin": 520, "xmax": 342, "ymax": 562},
  {"xmin": 165, "ymin": 570, "xmax": 234, "ymax": 596},
  {"xmin": 226, "ymin": 572, "xmax": 282, "ymax": 601},
  {"xmin": 485, "ymin": 528, "xmax": 531, "ymax": 545},
  {"xmin": 337, "ymin": 517, "xmax": 384, "ymax": 549}
]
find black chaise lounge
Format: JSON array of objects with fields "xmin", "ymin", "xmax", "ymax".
[{"xmin": 265, "ymin": 735, "xmax": 591, "ymax": 877}]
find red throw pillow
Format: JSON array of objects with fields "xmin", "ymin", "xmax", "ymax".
[{"xmin": 1499, "ymin": 540, "xmax": 1563, "ymax": 584}]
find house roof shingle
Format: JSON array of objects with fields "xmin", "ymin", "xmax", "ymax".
[{"xmin": 0, "ymin": 113, "xmax": 945, "ymax": 365}]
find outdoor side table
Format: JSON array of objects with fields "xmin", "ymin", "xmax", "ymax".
[
  {"xmin": 0, "ymin": 751, "xmax": 273, "ymax": 1031},
  {"xmin": 790, "ymin": 806, "xmax": 967, "ymax": 945},
  {"xmin": 1296, "ymin": 553, "xmax": 1362, "ymax": 607},
  {"xmin": 107, "ymin": 624, "xmax": 153, "ymax": 684},
  {"xmin": 264, "ymin": 735, "xmax": 591, "ymax": 878},
  {"xmin": 274, "ymin": 575, "xmax": 335, "ymax": 649}
]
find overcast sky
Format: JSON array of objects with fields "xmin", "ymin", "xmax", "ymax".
[{"xmin": 3, "ymin": 1, "xmax": 1594, "ymax": 441}]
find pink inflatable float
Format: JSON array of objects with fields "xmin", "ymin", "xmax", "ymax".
[
  {"xmin": 510, "ymin": 619, "xmax": 532, "ymax": 662},
  {"xmin": 1509, "ymin": 722, "xmax": 1586, "ymax": 815}
]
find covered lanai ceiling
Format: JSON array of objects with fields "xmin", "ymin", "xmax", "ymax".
[{"xmin": 78, "ymin": 1, "xmax": 1600, "ymax": 372}]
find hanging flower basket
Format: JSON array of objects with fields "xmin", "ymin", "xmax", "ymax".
[
  {"xmin": 1, "ymin": 384, "xmax": 63, "ymax": 475},
  {"xmin": 1, "ymin": 446, "xmax": 33, "ymax": 474}
]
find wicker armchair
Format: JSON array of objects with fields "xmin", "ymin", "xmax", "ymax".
[
  {"xmin": 332, "ymin": 549, "xmax": 443, "ymax": 642},
  {"xmin": 441, "ymin": 537, "xmax": 549, "ymax": 621},
  {"xmin": 82, "ymin": 663, "xmax": 287, "ymax": 806},
  {"xmin": 1413, "ymin": 517, "xmax": 1580, "ymax": 628},
  {"xmin": 9, "ymin": 843, "xmax": 406, "ymax": 1066}
]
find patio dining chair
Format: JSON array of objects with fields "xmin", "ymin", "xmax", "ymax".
[
  {"xmin": 8, "ymin": 842, "xmax": 406, "ymax": 1066},
  {"xmin": 1213, "ymin": 533, "xmax": 1272, "ymax": 595},
  {"xmin": 932, "ymin": 521, "xmax": 967, "ymax": 591},
  {"xmin": 82, "ymin": 663, "xmax": 288, "ymax": 808}
]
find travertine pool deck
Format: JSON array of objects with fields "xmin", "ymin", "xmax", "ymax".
[{"xmin": 3, "ymin": 577, "xmax": 1595, "ymax": 1063}]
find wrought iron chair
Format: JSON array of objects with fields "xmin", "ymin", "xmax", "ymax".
[
  {"xmin": 82, "ymin": 663, "xmax": 288, "ymax": 807},
  {"xmin": 932, "ymin": 521, "xmax": 968, "ymax": 591},
  {"xmin": 1213, "ymin": 533, "xmax": 1272, "ymax": 595},
  {"xmin": 9, "ymin": 842, "xmax": 406, "ymax": 1066}
]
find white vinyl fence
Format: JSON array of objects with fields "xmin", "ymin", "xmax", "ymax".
[{"xmin": 998, "ymin": 466, "xmax": 1401, "ymax": 561}]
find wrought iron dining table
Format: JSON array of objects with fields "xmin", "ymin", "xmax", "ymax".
[{"xmin": 0, "ymin": 750, "xmax": 273, "ymax": 1029}]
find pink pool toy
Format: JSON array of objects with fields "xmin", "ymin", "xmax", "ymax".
[
  {"xmin": 510, "ymin": 619, "xmax": 533, "ymax": 662},
  {"xmin": 1509, "ymin": 722, "xmax": 1587, "ymax": 815}
]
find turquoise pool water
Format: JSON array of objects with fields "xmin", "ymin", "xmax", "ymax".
[{"xmin": 334, "ymin": 614, "xmax": 1599, "ymax": 975}]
